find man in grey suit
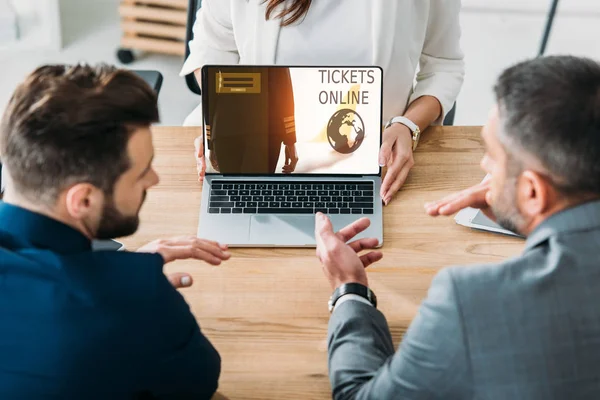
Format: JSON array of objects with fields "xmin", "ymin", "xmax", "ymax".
[{"xmin": 313, "ymin": 55, "xmax": 600, "ymax": 399}]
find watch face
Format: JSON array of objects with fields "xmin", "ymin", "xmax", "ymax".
[{"xmin": 413, "ymin": 130, "xmax": 421, "ymax": 150}]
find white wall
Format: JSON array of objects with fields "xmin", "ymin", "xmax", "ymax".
[
  {"xmin": 1, "ymin": 0, "xmax": 62, "ymax": 52},
  {"xmin": 0, "ymin": 0, "xmax": 18, "ymax": 43},
  {"xmin": 462, "ymin": 0, "xmax": 600, "ymax": 15}
]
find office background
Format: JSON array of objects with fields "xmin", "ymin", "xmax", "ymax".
[{"xmin": 0, "ymin": 0, "xmax": 598, "ymax": 126}]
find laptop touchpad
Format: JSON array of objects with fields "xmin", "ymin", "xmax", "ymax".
[
  {"xmin": 198, "ymin": 215, "xmax": 252, "ymax": 245},
  {"xmin": 250, "ymin": 215, "xmax": 315, "ymax": 245}
]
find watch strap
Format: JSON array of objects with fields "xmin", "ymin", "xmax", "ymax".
[
  {"xmin": 329, "ymin": 283, "xmax": 377, "ymax": 313},
  {"xmin": 387, "ymin": 116, "xmax": 418, "ymax": 133},
  {"xmin": 386, "ymin": 116, "xmax": 420, "ymax": 151}
]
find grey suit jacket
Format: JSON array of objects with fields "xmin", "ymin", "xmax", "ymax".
[{"xmin": 328, "ymin": 200, "xmax": 600, "ymax": 399}]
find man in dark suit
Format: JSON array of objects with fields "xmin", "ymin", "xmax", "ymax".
[
  {"xmin": 314, "ymin": 56, "xmax": 600, "ymax": 399},
  {"xmin": 203, "ymin": 66, "xmax": 298, "ymax": 174},
  {"xmin": 0, "ymin": 64, "xmax": 230, "ymax": 399}
]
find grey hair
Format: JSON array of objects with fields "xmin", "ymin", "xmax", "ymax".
[{"xmin": 493, "ymin": 55, "xmax": 600, "ymax": 196}]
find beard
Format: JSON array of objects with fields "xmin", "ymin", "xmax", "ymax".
[
  {"xmin": 490, "ymin": 178, "xmax": 526, "ymax": 236},
  {"xmin": 95, "ymin": 191, "xmax": 146, "ymax": 239}
]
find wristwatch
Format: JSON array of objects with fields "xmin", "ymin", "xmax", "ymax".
[
  {"xmin": 385, "ymin": 116, "xmax": 421, "ymax": 151},
  {"xmin": 328, "ymin": 283, "xmax": 377, "ymax": 313}
]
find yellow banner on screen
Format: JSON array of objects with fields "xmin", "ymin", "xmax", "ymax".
[{"xmin": 216, "ymin": 72, "xmax": 262, "ymax": 94}]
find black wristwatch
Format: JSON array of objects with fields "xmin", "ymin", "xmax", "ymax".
[{"xmin": 328, "ymin": 283, "xmax": 377, "ymax": 313}]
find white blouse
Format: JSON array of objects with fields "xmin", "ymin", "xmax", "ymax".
[
  {"xmin": 275, "ymin": 0, "xmax": 372, "ymax": 66},
  {"xmin": 181, "ymin": 0, "xmax": 465, "ymax": 127}
]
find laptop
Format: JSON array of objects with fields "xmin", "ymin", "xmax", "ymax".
[{"xmin": 197, "ymin": 65, "xmax": 384, "ymax": 247}]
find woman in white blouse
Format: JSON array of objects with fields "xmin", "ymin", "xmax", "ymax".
[{"xmin": 181, "ymin": 0, "xmax": 465, "ymax": 204}]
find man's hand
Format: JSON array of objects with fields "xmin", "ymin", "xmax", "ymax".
[
  {"xmin": 314, "ymin": 213, "xmax": 383, "ymax": 290},
  {"xmin": 166, "ymin": 272, "xmax": 194, "ymax": 289},
  {"xmin": 379, "ymin": 123, "xmax": 415, "ymax": 205},
  {"xmin": 138, "ymin": 236, "xmax": 230, "ymax": 289},
  {"xmin": 424, "ymin": 176, "xmax": 497, "ymax": 221},
  {"xmin": 283, "ymin": 143, "xmax": 299, "ymax": 174},
  {"xmin": 194, "ymin": 135, "xmax": 206, "ymax": 183},
  {"xmin": 138, "ymin": 236, "xmax": 230, "ymax": 264}
]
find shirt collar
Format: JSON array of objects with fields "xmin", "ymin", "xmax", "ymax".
[
  {"xmin": 0, "ymin": 202, "xmax": 92, "ymax": 254},
  {"xmin": 525, "ymin": 199, "xmax": 600, "ymax": 251}
]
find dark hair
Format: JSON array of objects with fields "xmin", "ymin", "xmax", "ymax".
[
  {"xmin": 0, "ymin": 64, "xmax": 159, "ymax": 204},
  {"xmin": 494, "ymin": 55, "xmax": 600, "ymax": 196},
  {"xmin": 263, "ymin": 0, "xmax": 311, "ymax": 26}
]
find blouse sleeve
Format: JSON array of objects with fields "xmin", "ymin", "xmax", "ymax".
[
  {"xmin": 180, "ymin": 0, "xmax": 240, "ymax": 77},
  {"xmin": 408, "ymin": 0, "xmax": 465, "ymax": 125}
]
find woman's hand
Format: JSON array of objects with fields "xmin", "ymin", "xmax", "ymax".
[
  {"xmin": 378, "ymin": 123, "xmax": 415, "ymax": 205},
  {"xmin": 194, "ymin": 135, "xmax": 206, "ymax": 183}
]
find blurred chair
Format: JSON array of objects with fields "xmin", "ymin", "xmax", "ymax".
[
  {"xmin": 116, "ymin": 0, "xmax": 188, "ymax": 64},
  {"xmin": 132, "ymin": 70, "xmax": 164, "ymax": 94},
  {"xmin": 184, "ymin": 0, "xmax": 203, "ymax": 95},
  {"xmin": 443, "ymin": 103, "xmax": 456, "ymax": 126},
  {"xmin": 539, "ymin": 0, "xmax": 559, "ymax": 56}
]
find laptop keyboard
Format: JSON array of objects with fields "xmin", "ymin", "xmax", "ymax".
[{"xmin": 208, "ymin": 181, "xmax": 374, "ymax": 215}]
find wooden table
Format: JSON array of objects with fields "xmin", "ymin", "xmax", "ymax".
[{"xmin": 121, "ymin": 126, "xmax": 525, "ymax": 399}]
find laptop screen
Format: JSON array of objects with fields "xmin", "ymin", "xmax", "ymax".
[{"xmin": 201, "ymin": 66, "xmax": 383, "ymax": 176}]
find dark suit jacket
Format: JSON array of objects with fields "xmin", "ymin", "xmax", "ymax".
[
  {"xmin": 0, "ymin": 202, "xmax": 220, "ymax": 399},
  {"xmin": 328, "ymin": 200, "xmax": 600, "ymax": 399}
]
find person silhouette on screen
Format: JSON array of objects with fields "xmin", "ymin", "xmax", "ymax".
[{"xmin": 204, "ymin": 67, "xmax": 298, "ymax": 174}]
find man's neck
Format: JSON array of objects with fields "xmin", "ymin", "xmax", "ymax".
[
  {"xmin": 522, "ymin": 194, "xmax": 600, "ymax": 236},
  {"xmin": 2, "ymin": 191, "xmax": 93, "ymax": 239}
]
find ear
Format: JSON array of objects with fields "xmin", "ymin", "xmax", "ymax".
[
  {"xmin": 64, "ymin": 183, "xmax": 102, "ymax": 219},
  {"xmin": 518, "ymin": 170, "xmax": 553, "ymax": 218}
]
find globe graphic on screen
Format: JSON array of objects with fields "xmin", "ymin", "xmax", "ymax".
[{"xmin": 326, "ymin": 109, "xmax": 365, "ymax": 154}]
